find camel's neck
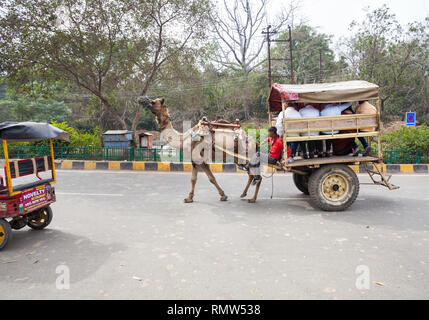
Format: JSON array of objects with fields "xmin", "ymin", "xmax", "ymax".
[{"xmin": 160, "ymin": 121, "xmax": 184, "ymax": 150}]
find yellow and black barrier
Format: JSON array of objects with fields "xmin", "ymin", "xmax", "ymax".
[{"xmin": 57, "ymin": 161, "xmax": 429, "ymax": 174}]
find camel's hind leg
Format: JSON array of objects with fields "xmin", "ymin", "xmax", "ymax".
[
  {"xmin": 200, "ymin": 163, "xmax": 228, "ymax": 201},
  {"xmin": 241, "ymin": 174, "xmax": 254, "ymax": 198},
  {"xmin": 185, "ymin": 164, "xmax": 199, "ymax": 203},
  {"xmin": 248, "ymin": 178, "xmax": 262, "ymax": 204}
]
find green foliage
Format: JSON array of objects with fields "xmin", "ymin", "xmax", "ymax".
[
  {"xmin": 50, "ymin": 121, "xmax": 101, "ymax": 147},
  {"xmin": 0, "ymin": 97, "xmax": 72, "ymax": 123},
  {"xmin": 0, "ymin": 81, "xmax": 5, "ymax": 98},
  {"xmin": 382, "ymin": 125, "xmax": 429, "ymax": 150},
  {"xmin": 0, "ymin": 0, "xmax": 212, "ymax": 130},
  {"xmin": 138, "ymin": 109, "xmax": 159, "ymax": 131},
  {"xmin": 0, "ymin": 80, "xmax": 72, "ymax": 123},
  {"xmin": 242, "ymin": 124, "xmax": 269, "ymax": 147},
  {"xmin": 0, "ymin": 2, "xmax": 427, "ymax": 132},
  {"xmin": 343, "ymin": 6, "xmax": 429, "ymax": 122},
  {"xmin": 271, "ymin": 25, "xmax": 345, "ymax": 84}
]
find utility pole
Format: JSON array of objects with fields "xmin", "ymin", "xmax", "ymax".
[
  {"xmin": 263, "ymin": 25, "xmax": 294, "ymax": 86},
  {"xmin": 288, "ymin": 25, "xmax": 294, "ymax": 84},
  {"xmin": 263, "ymin": 25, "xmax": 294, "ymax": 122},
  {"xmin": 319, "ymin": 49, "xmax": 323, "ymax": 82},
  {"xmin": 263, "ymin": 25, "xmax": 273, "ymax": 88}
]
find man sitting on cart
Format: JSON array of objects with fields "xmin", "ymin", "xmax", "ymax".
[
  {"xmin": 276, "ymin": 103, "xmax": 304, "ymax": 162},
  {"xmin": 239, "ymin": 127, "xmax": 288, "ymax": 185}
]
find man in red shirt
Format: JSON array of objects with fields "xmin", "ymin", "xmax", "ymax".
[{"xmin": 240, "ymin": 127, "xmax": 287, "ymax": 185}]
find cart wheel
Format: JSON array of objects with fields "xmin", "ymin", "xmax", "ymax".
[
  {"xmin": 27, "ymin": 206, "xmax": 53, "ymax": 230},
  {"xmin": 0, "ymin": 218, "xmax": 12, "ymax": 250},
  {"xmin": 308, "ymin": 164, "xmax": 359, "ymax": 212},
  {"xmin": 293, "ymin": 173, "xmax": 310, "ymax": 195}
]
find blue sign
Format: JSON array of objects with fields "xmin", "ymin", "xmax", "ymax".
[{"xmin": 406, "ymin": 112, "xmax": 416, "ymax": 127}]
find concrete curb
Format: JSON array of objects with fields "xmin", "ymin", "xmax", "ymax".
[{"xmin": 56, "ymin": 161, "xmax": 429, "ymax": 174}]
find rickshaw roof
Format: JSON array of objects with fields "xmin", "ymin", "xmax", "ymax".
[
  {"xmin": 0, "ymin": 122, "xmax": 70, "ymax": 142},
  {"xmin": 268, "ymin": 80, "xmax": 379, "ymax": 112}
]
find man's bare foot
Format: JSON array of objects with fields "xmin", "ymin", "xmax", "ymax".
[
  {"xmin": 248, "ymin": 199, "xmax": 256, "ymax": 204},
  {"xmin": 220, "ymin": 195, "xmax": 228, "ymax": 202},
  {"xmin": 240, "ymin": 193, "xmax": 247, "ymax": 198}
]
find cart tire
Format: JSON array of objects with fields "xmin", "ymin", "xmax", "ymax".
[
  {"xmin": 308, "ymin": 164, "xmax": 359, "ymax": 212},
  {"xmin": 0, "ymin": 218, "xmax": 12, "ymax": 250},
  {"xmin": 27, "ymin": 206, "xmax": 53, "ymax": 230},
  {"xmin": 293, "ymin": 173, "xmax": 310, "ymax": 195}
]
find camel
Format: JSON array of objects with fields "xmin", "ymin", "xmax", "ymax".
[{"xmin": 139, "ymin": 97, "xmax": 268, "ymax": 203}]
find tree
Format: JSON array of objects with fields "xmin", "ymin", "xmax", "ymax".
[
  {"xmin": 270, "ymin": 25, "xmax": 346, "ymax": 84},
  {"xmin": 340, "ymin": 6, "xmax": 429, "ymax": 119},
  {"xmin": 0, "ymin": 94, "xmax": 72, "ymax": 123},
  {"xmin": 0, "ymin": 0, "xmax": 212, "ymax": 130},
  {"xmin": 212, "ymin": 0, "xmax": 298, "ymax": 119}
]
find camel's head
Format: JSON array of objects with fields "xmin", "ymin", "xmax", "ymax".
[{"xmin": 138, "ymin": 97, "xmax": 170, "ymax": 129}]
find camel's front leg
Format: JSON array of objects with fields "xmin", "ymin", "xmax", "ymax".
[
  {"xmin": 248, "ymin": 178, "xmax": 262, "ymax": 204},
  {"xmin": 241, "ymin": 174, "xmax": 253, "ymax": 198},
  {"xmin": 201, "ymin": 163, "xmax": 228, "ymax": 201},
  {"xmin": 185, "ymin": 164, "xmax": 199, "ymax": 203}
]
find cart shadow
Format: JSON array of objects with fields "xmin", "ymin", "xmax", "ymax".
[
  {"xmin": 318, "ymin": 195, "xmax": 428, "ymax": 232},
  {"xmin": 0, "ymin": 228, "xmax": 124, "ymax": 284},
  {"xmin": 200, "ymin": 189, "xmax": 427, "ymax": 232}
]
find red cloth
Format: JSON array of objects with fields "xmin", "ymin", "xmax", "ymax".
[
  {"xmin": 265, "ymin": 137, "xmax": 284, "ymax": 160},
  {"xmin": 272, "ymin": 83, "xmax": 299, "ymax": 101}
]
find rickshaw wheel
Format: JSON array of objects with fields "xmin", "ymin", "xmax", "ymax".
[
  {"xmin": 308, "ymin": 164, "xmax": 359, "ymax": 212},
  {"xmin": 293, "ymin": 172, "xmax": 310, "ymax": 195},
  {"xmin": 0, "ymin": 218, "xmax": 12, "ymax": 250},
  {"xmin": 27, "ymin": 206, "xmax": 53, "ymax": 230}
]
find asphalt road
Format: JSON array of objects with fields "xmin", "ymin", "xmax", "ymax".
[{"xmin": 0, "ymin": 171, "xmax": 428, "ymax": 300}]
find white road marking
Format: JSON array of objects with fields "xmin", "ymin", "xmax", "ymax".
[
  {"xmin": 258, "ymin": 197, "xmax": 366, "ymax": 201},
  {"xmin": 56, "ymin": 192, "xmax": 124, "ymax": 197},
  {"xmin": 258, "ymin": 197, "xmax": 308, "ymax": 201}
]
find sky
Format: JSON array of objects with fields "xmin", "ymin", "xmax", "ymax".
[{"xmin": 269, "ymin": 0, "xmax": 428, "ymax": 41}]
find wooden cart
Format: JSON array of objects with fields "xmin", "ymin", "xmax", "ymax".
[{"xmin": 268, "ymin": 81, "xmax": 399, "ymax": 211}]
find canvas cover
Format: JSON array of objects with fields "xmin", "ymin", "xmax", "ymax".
[
  {"xmin": 0, "ymin": 122, "xmax": 70, "ymax": 142},
  {"xmin": 268, "ymin": 80, "xmax": 379, "ymax": 112}
]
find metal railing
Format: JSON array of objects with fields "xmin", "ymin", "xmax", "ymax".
[
  {"xmin": 0, "ymin": 146, "xmax": 235, "ymax": 163},
  {"xmin": 382, "ymin": 150, "xmax": 429, "ymax": 165},
  {"xmin": 0, "ymin": 145, "xmax": 428, "ymax": 164}
]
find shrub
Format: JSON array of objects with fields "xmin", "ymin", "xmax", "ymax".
[
  {"xmin": 50, "ymin": 121, "xmax": 101, "ymax": 147},
  {"xmin": 243, "ymin": 124, "xmax": 269, "ymax": 147},
  {"xmin": 382, "ymin": 124, "xmax": 429, "ymax": 151}
]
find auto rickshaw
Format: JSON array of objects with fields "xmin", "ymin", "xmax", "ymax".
[{"xmin": 0, "ymin": 122, "xmax": 69, "ymax": 249}]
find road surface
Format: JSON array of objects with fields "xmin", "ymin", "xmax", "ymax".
[{"xmin": 1, "ymin": 171, "xmax": 428, "ymax": 299}]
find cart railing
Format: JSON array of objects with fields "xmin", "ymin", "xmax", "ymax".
[
  {"xmin": 281, "ymin": 113, "xmax": 382, "ymax": 160},
  {"xmin": 282, "ymin": 114, "xmax": 379, "ymax": 142}
]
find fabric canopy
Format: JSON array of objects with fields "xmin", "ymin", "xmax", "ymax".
[
  {"xmin": 268, "ymin": 80, "xmax": 379, "ymax": 112},
  {"xmin": 0, "ymin": 122, "xmax": 70, "ymax": 142}
]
